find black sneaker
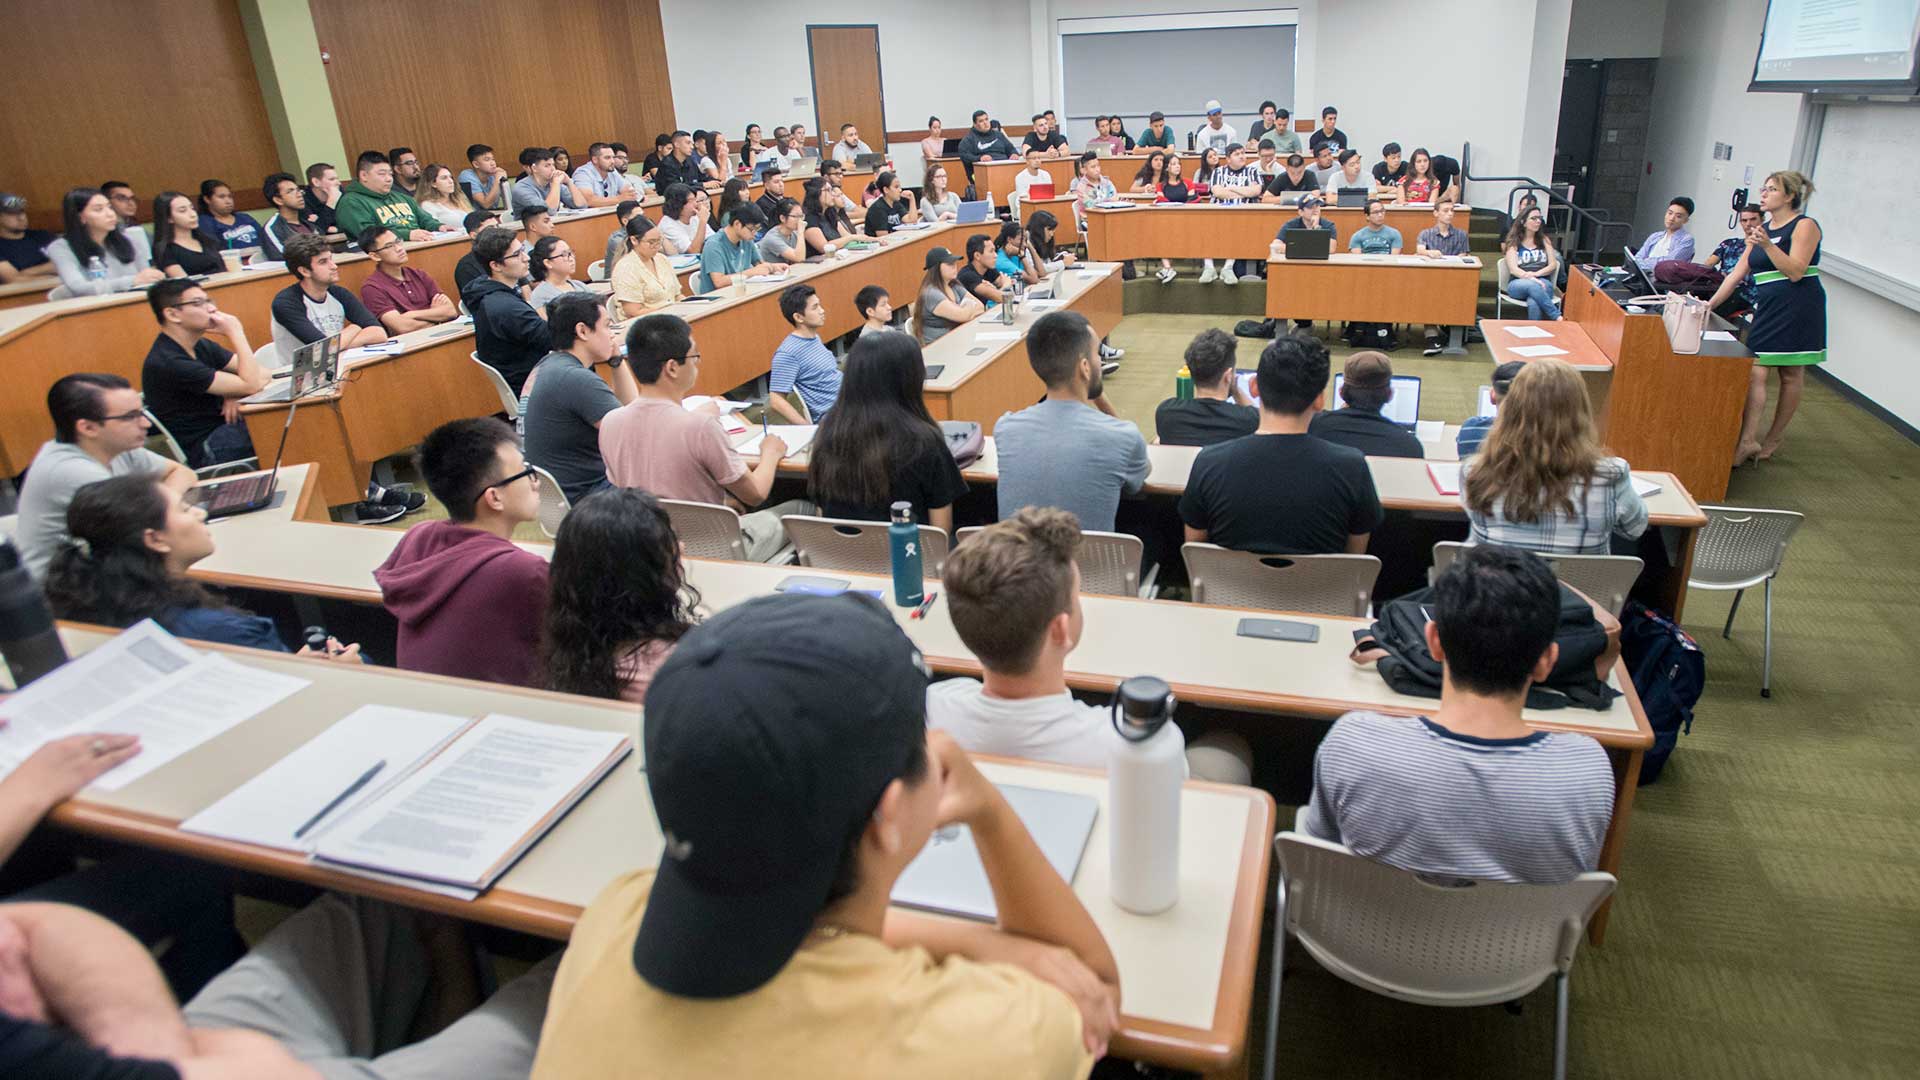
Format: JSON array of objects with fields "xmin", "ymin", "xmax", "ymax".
[
  {"xmin": 1101, "ymin": 361, "xmax": 1121, "ymax": 376},
  {"xmin": 1423, "ymin": 338, "xmax": 1444, "ymax": 356},
  {"xmin": 367, "ymin": 482, "xmax": 428, "ymax": 513},
  {"xmin": 353, "ymin": 500, "xmax": 407, "ymax": 525}
]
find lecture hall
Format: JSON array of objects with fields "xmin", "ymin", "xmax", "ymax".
[{"xmin": 0, "ymin": 0, "xmax": 1916, "ymax": 1077}]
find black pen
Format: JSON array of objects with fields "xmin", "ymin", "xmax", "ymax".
[{"xmin": 294, "ymin": 760, "xmax": 387, "ymax": 840}]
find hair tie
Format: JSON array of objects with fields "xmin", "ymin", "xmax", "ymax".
[{"xmin": 66, "ymin": 536, "xmax": 93, "ymax": 560}]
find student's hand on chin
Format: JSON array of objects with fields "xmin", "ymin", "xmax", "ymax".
[{"xmin": 928, "ymin": 731, "xmax": 995, "ymax": 827}]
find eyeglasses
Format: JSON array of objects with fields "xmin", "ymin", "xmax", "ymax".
[
  {"xmin": 367, "ymin": 240, "xmax": 400, "ymax": 254},
  {"xmin": 554, "ymin": 249, "xmax": 576, "ymax": 259},
  {"xmin": 93, "ymin": 409, "xmax": 147, "ymax": 424},
  {"xmin": 167, "ymin": 298, "xmax": 215, "ymax": 311},
  {"xmin": 480, "ymin": 465, "xmax": 537, "ymax": 501}
]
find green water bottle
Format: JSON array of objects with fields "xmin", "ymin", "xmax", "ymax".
[
  {"xmin": 1175, "ymin": 366, "xmax": 1194, "ymax": 401},
  {"xmin": 887, "ymin": 502, "xmax": 925, "ymax": 607}
]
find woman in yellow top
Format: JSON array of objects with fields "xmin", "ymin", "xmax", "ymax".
[{"xmin": 611, "ymin": 215, "xmax": 683, "ymax": 318}]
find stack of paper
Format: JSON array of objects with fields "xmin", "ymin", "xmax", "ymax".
[
  {"xmin": 1510, "ymin": 344, "xmax": 1568, "ymax": 358},
  {"xmin": 1502, "ymin": 325, "xmax": 1554, "ymax": 340},
  {"xmin": 1631, "ymin": 476, "xmax": 1663, "ymax": 498},
  {"xmin": 738, "ymin": 425, "xmax": 816, "ymax": 458}
]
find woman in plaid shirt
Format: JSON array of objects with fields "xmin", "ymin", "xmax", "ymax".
[{"xmin": 1462, "ymin": 359, "xmax": 1647, "ymax": 555}]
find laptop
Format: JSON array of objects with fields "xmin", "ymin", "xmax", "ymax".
[
  {"xmin": 1476, "ymin": 385, "xmax": 1498, "ymax": 418},
  {"xmin": 186, "ymin": 397, "xmax": 297, "ymax": 520},
  {"xmin": 1092, "ymin": 144, "xmax": 1116, "ymax": 158},
  {"xmin": 941, "ymin": 137, "xmax": 962, "ymax": 156},
  {"xmin": 954, "ymin": 199, "xmax": 992, "ymax": 224},
  {"xmin": 253, "ymin": 332, "xmax": 342, "ymax": 403},
  {"xmin": 1026, "ymin": 181, "xmax": 1056, "ymax": 201},
  {"xmin": 787, "ymin": 158, "xmax": 819, "ymax": 179},
  {"xmin": 1619, "ymin": 246, "xmax": 1658, "ymax": 297},
  {"xmin": 1336, "ymin": 185, "xmax": 1370, "ymax": 208},
  {"xmin": 1333, "ymin": 373, "xmax": 1423, "ymax": 429},
  {"xmin": 1285, "ymin": 228, "xmax": 1332, "ymax": 260},
  {"xmin": 853, "ymin": 152, "xmax": 886, "ymax": 170},
  {"xmin": 1276, "ymin": 190, "xmax": 1309, "ymax": 206},
  {"xmin": 891, "ymin": 784, "xmax": 1098, "ymax": 920}
]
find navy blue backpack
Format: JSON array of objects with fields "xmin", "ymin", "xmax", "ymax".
[{"xmin": 1620, "ymin": 601, "xmax": 1704, "ymax": 785}]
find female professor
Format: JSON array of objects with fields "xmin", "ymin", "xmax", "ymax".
[{"xmin": 1707, "ymin": 170, "xmax": 1824, "ymax": 465}]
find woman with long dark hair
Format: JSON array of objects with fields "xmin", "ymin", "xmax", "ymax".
[
  {"xmin": 44, "ymin": 186, "xmax": 160, "ymax": 295},
  {"xmin": 541, "ymin": 488, "xmax": 699, "ymax": 702},
  {"xmin": 45, "ymin": 475, "xmax": 361, "ymax": 656},
  {"xmin": 1025, "ymin": 210, "xmax": 1078, "ymax": 270},
  {"xmin": 195, "ymin": 179, "xmax": 260, "ymax": 249},
  {"xmin": 151, "ymin": 191, "xmax": 227, "ymax": 277},
  {"xmin": 1403, "ymin": 148, "xmax": 1441, "ymax": 204},
  {"xmin": 712, "ymin": 177, "xmax": 749, "ymax": 230},
  {"xmin": 802, "ymin": 176, "xmax": 856, "ymax": 257},
  {"xmin": 1130, "ymin": 151, "xmax": 1170, "ymax": 193},
  {"xmin": 528, "ymin": 235, "xmax": 590, "ymax": 310},
  {"xmin": 1501, "ymin": 205, "xmax": 1561, "ymax": 320},
  {"xmin": 808, "ymin": 332, "xmax": 968, "ymax": 532}
]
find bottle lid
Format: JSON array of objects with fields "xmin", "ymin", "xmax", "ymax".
[
  {"xmin": 890, "ymin": 500, "xmax": 912, "ymax": 524},
  {"xmin": 1112, "ymin": 675, "xmax": 1175, "ymax": 741}
]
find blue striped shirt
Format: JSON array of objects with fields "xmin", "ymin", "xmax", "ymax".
[
  {"xmin": 1299, "ymin": 711, "xmax": 1614, "ymax": 884},
  {"xmin": 770, "ymin": 332, "xmax": 841, "ymax": 420}
]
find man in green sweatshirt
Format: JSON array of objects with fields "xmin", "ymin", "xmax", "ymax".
[{"xmin": 335, "ymin": 150, "xmax": 439, "ymax": 244}]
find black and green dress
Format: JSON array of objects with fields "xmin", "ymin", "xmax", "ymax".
[{"xmin": 1747, "ymin": 213, "xmax": 1825, "ymax": 367}]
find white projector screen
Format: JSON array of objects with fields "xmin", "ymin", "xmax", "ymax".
[{"xmin": 1751, "ymin": 0, "xmax": 1920, "ymax": 92}]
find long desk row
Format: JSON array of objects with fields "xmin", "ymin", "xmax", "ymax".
[
  {"xmin": 236, "ymin": 221, "xmax": 998, "ymax": 503},
  {"xmin": 1086, "ymin": 202, "xmax": 1473, "ymax": 262},
  {"xmin": 189, "ymin": 463, "xmax": 1654, "ymax": 947},
  {"xmin": 37, "ymin": 618, "xmax": 1272, "ymax": 1079},
  {"xmin": 937, "ymin": 154, "xmax": 1453, "ymax": 219}
]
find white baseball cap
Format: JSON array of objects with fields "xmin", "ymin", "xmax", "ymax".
[{"xmin": 1205, "ymin": 100, "xmax": 1224, "ymax": 114}]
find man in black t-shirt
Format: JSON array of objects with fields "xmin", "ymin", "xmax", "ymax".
[
  {"xmin": 139, "ymin": 278, "xmax": 271, "ymax": 468},
  {"xmin": 1179, "ymin": 332, "xmax": 1381, "ymax": 555},
  {"xmin": 1155, "ymin": 328, "xmax": 1257, "ymax": 447},
  {"xmin": 1261, "ymin": 154, "xmax": 1319, "ymax": 201},
  {"xmin": 1308, "ymin": 106, "xmax": 1348, "ymax": 155},
  {"xmin": 956, "ymin": 234, "xmax": 1009, "ymax": 306},
  {"xmin": 1308, "ymin": 351, "xmax": 1424, "ymax": 458},
  {"xmin": 1372, "ymin": 141, "xmax": 1410, "ymax": 188},
  {"xmin": 1021, "ymin": 113, "xmax": 1070, "ymax": 156},
  {"xmin": 0, "ymin": 192, "xmax": 56, "ymax": 283},
  {"xmin": 861, "ymin": 171, "xmax": 920, "ymax": 236}
]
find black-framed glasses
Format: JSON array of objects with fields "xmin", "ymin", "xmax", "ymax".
[
  {"xmin": 93, "ymin": 409, "xmax": 147, "ymax": 424},
  {"xmin": 480, "ymin": 465, "xmax": 537, "ymax": 501},
  {"xmin": 168, "ymin": 297, "xmax": 215, "ymax": 311}
]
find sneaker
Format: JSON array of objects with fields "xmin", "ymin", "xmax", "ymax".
[
  {"xmin": 1198, "ymin": 266, "xmax": 1218, "ymax": 284},
  {"xmin": 1157, "ymin": 267, "xmax": 1177, "ymax": 284},
  {"xmin": 1101, "ymin": 361, "xmax": 1121, "ymax": 376},
  {"xmin": 1220, "ymin": 264, "xmax": 1238, "ymax": 285},
  {"xmin": 352, "ymin": 500, "xmax": 407, "ymax": 525},
  {"xmin": 1422, "ymin": 337, "xmax": 1445, "ymax": 356},
  {"xmin": 367, "ymin": 482, "xmax": 428, "ymax": 514},
  {"xmin": 1099, "ymin": 342, "xmax": 1125, "ymax": 360}
]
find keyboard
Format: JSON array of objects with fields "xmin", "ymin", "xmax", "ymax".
[{"xmin": 195, "ymin": 475, "xmax": 274, "ymax": 515}]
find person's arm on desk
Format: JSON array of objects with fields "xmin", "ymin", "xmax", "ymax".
[
  {"xmin": 0, "ymin": 735, "xmax": 141, "ymax": 864},
  {"xmin": 724, "ymin": 432, "xmax": 787, "ymax": 504},
  {"xmin": 206, "ymin": 311, "xmax": 270, "ymax": 401}
]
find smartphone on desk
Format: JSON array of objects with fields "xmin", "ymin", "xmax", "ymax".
[{"xmin": 1237, "ymin": 618, "xmax": 1319, "ymax": 643}]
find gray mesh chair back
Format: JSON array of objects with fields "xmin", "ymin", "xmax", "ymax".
[
  {"xmin": 1687, "ymin": 505, "xmax": 1805, "ymax": 697},
  {"xmin": 1182, "ymin": 544, "xmax": 1379, "ymax": 616},
  {"xmin": 660, "ymin": 499, "xmax": 749, "ymax": 561},
  {"xmin": 529, "ymin": 464, "xmax": 570, "ymax": 538},
  {"xmin": 956, "ymin": 526, "xmax": 1146, "ymax": 597},
  {"xmin": 782, "ymin": 515, "xmax": 949, "ymax": 578},
  {"xmin": 1432, "ymin": 542, "xmax": 1642, "ymax": 616},
  {"xmin": 470, "ymin": 353, "xmax": 520, "ymax": 420}
]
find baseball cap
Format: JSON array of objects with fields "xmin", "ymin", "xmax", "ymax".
[
  {"xmin": 1491, "ymin": 360, "xmax": 1525, "ymax": 393},
  {"xmin": 924, "ymin": 246, "xmax": 961, "ymax": 269},
  {"xmin": 0, "ymin": 193, "xmax": 25, "ymax": 214},
  {"xmin": 633, "ymin": 592, "xmax": 932, "ymax": 999},
  {"xmin": 1205, "ymin": 100, "xmax": 1224, "ymax": 115},
  {"xmin": 1344, "ymin": 351, "xmax": 1393, "ymax": 390},
  {"xmin": 1299, "ymin": 193, "xmax": 1325, "ymax": 209}
]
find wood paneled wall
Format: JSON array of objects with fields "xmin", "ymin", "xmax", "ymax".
[
  {"xmin": 309, "ymin": 0, "xmax": 676, "ymax": 181},
  {"xmin": 0, "ymin": 0, "xmax": 282, "ymax": 230}
]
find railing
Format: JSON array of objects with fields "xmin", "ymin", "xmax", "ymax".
[{"xmin": 1460, "ymin": 143, "xmax": 1633, "ymax": 266}]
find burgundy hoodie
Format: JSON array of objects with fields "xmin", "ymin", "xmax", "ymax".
[{"xmin": 374, "ymin": 519, "xmax": 549, "ymax": 687}]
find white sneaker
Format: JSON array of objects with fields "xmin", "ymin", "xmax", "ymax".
[
  {"xmin": 1157, "ymin": 267, "xmax": 1177, "ymax": 284},
  {"xmin": 1221, "ymin": 264, "xmax": 1238, "ymax": 285},
  {"xmin": 1198, "ymin": 266, "xmax": 1218, "ymax": 284},
  {"xmin": 1099, "ymin": 342, "xmax": 1125, "ymax": 360}
]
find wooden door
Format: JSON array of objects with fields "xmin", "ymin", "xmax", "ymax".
[{"xmin": 808, "ymin": 26, "xmax": 886, "ymax": 159}]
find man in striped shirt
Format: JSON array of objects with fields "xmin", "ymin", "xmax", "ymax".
[
  {"xmin": 1207, "ymin": 143, "xmax": 1266, "ymax": 284},
  {"xmin": 1299, "ymin": 545, "xmax": 1615, "ymax": 884}
]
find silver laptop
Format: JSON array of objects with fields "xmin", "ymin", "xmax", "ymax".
[
  {"xmin": 787, "ymin": 158, "xmax": 819, "ymax": 179},
  {"xmin": 891, "ymin": 784, "xmax": 1098, "ymax": 920},
  {"xmin": 252, "ymin": 331, "xmax": 343, "ymax": 404},
  {"xmin": 1333, "ymin": 373, "xmax": 1422, "ymax": 429},
  {"xmin": 954, "ymin": 199, "xmax": 992, "ymax": 224}
]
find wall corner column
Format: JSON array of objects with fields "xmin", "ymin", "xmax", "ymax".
[{"xmin": 238, "ymin": 0, "xmax": 347, "ymax": 175}]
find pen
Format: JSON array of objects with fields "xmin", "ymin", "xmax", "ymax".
[
  {"xmin": 294, "ymin": 760, "xmax": 387, "ymax": 840},
  {"xmin": 911, "ymin": 591, "xmax": 939, "ymax": 620}
]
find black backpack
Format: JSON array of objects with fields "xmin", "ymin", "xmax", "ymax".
[
  {"xmin": 1352, "ymin": 584, "xmax": 1620, "ymax": 710},
  {"xmin": 1618, "ymin": 601, "xmax": 1704, "ymax": 784}
]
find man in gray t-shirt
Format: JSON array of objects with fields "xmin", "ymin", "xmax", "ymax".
[
  {"xmin": 15, "ymin": 374, "xmax": 193, "ymax": 579},
  {"xmin": 518, "ymin": 298, "xmax": 639, "ymax": 503},
  {"xmin": 992, "ymin": 311, "xmax": 1149, "ymax": 533}
]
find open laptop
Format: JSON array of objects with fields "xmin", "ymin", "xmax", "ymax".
[
  {"xmin": 1026, "ymin": 181, "xmax": 1056, "ymax": 201},
  {"xmin": 891, "ymin": 785, "xmax": 1098, "ymax": 920},
  {"xmin": 254, "ymin": 332, "xmax": 342, "ymax": 403},
  {"xmin": 1285, "ymin": 228, "xmax": 1332, "ymax": 260},
  {"xmin": 787, "ymin": 158, "xmax": 819, "ymax": 179},
  {"xmin": 1336, "ymin": 185, "xmax": 1370, "ymax": 208},
  {"xmin": 1333, "ymin": 373, "xmax": 1423, "ymax": 429},
  {"xmin": 853, "ymin": 152, "xmax": 886, "ymax": 170},
  {"xmin": 192, "ymin": 334, "xmax": 342, "ymax": 518},
  {"xmin": 1619, "ymin": 247, "xmax": 1658, "ymax": 296},
  {"xmin": 940, "ymin": 137, "xmax": 962, "ymax": 156},
  {"xmin": 954, "ymin": 199, "xmax": 992, "ymax": 224}
]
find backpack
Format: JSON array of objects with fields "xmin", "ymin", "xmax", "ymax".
[
  {"xmin": 1234, "ymin": 318, "xmax": 1279, "ymax": 339},
  {"xmin": 939, "ymin": 421, "xmax": 984, "ymax": 467},
  {"xmin": 1618, "ymin": 601, "xmax": 1704, "ymax": 784},
  {"xmin": 1352, "ymin": 584, "xmax": 1620, "ymax": 710},
  {"xmin": 1653, "ymin": 260, "xmax": 1724, "ymax": 298},
  {"xmin": 1344, "ymin": 322, "xmax": 1401, "ymax": 351}
]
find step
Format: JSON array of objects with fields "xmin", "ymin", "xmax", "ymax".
[{"xmin": 1121, "ymin": 271, "xmax": 1268, "ymax": 316}]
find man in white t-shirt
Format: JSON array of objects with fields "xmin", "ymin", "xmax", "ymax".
[{"xmin": 927, "ymin": 507, "xmax": 1250, "ymax": 783}]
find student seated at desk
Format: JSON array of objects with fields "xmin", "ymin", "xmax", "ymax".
[
  {"xmin": 913, "ymin": 245, "xmax": 985, "ymax": 345},
  {"xmin": 1456, "ymin": 359, "xmax": 1523, "ymax": 458},
  {"xmin": 1273, "ymin": 194, "xmax": 1337, "ymax": 330},
  {"xmin": 1462, "ymin": 359, "xmax": 1647, "ymax": 556},
  {"xmin": 759, "ymin": 198, "xmax": 809, "ymax": 265},
  {"xmin": 452, "ymin": 210, "xmax": 503, "ymax": 294},
  {"xmin": 802, "ymin": 176, "xmax": 857, "ymax": 257},
  {"xmin": 997, "ymin": 221, "xmax": 1041, "ymax": 285},
  {"xmin": 416, "ymin": 162, "xmax": 476, "ymax": 231},
  {"xmin": 1416, "ymin": 197, "xmax": 1473, "ymax": 354},
  {"xmin": 527, "ymin": 236, "xmax": 592, "ymax": 310},
  {"xmin": 862, "ymin": 171, "xmax": 920, "ymax": 236},
  {"xmin": 521, "ymin": 293, "xmax": 638, "ymax": 503},
  {"xmin": 956, "ymin": 108, "xmax": 1018, "ymax": 182},
  {"xmin": 1299, "ymin": 544, "xmax": 1615, "ymax": 883},
  {"xmin": 301, "ymin": 161, "xmax": 344, "ymax": 239},
  {"xmin": 831, "ymin": 122, "xmax": 874, "ymax": 164},
  {"xmin": 768, "ymin": 283, "xmax": 842, "ymax": 421},
  {"xmin": 462, "ymin": 227, "xmax": 550, "ymax": 395},
  {"xmin": 753, "ymin": 162, "xmax": 793, "ymax": 222},
  {"xmin": 334, "ymin": 150, "xmax": 438, "ymax": 244},
  {"xmin": 611, "ymin": 215, "xmax": 683, "ymax": 317},
  {"xmin": 1304, "ymin": 143, "xmax": 1339, "ymax": 188},
  {"xmin": 47, "ymin": 475, "xmax": 362, "ymax": 659},
  {"xmin": 510, "ymin": 146, "xmax": 582, "ymax": 219},
  {"xmin": 601, "ymin": 199, "xmax": 644, "ymax": 277},
  {"xmin": 571, "ymin": 141, "xmax": 629, "ymax": 208},
  {"xmin": 193, "ymin": 179, "xmax": 261, "ymax": 251},
  {"xmin": 599, "ymin": 314, "xmax": 806, "ymax": 563},
  {"xmin": 1180, "ymin": 333, "xmax": 1381, "ymax": 555},
  {"xmin": 532, "ymin": 593, "xmax": 1120, "ymax": 1079},
  {"xmin": 1371, "ymin": 142, "xmax": 1410, "ymax": 192},
  {"xmin": 653, "ymin": 130, "xmax": 709, "ymax": 193},
  {"xmin": 0, "ymin": 891, "xmax": 557, "ymax": 1078},
  {"xmin": 459, "ymin": 142, "xmax": 511, "ymax": 211},
  {"xmin": 995, "ymin": 311, "xmax": 1148, "ymax": 534},
  {"xmin": 808, "ymin": 332, "xmax": 967, "ymax": 531},
  {"xmin": 957, "ymin": 233, "xmax": 1010, "ymax": 307},
  {"xmin": 1322, "ymin": 148, "xmax": 1369, "ymax": 194},
  {"xmin": 0, "ymin": 190, "xmax": 56, "ymax": 282},
  {"xmin": 1348, "ymin": 199, "xmax": 1403, "ymax": 255},
  {"xmin": 358, "ymin": 226, "xmax": 458, "ymax": 335},
  {"xmin": 1023, "ymin": 112, "xmax": 1070, "ymax": 156},
  {"xmin": 45, "ymin": 186, "xmax": 162, "ymax": 296},
  {"xmin": 14, "ymin": 373, "xmax": 194, "ymax": 580},
  {"xmin": 1027, "ymin": 210, "xmax": 1079, "ymax": 272},
  {"xmin": 1401, "ymin": 147, "xmax": 1447, "ymax": 204},
  {"xmin": 930, "ymin": 508, "xmax": 1252, "ymax": 784},
  {"xmin": 856, "ymin": 284, "xmax": 902, "ymax": 337},
  {"xmin": 377, "ymin": 418, "xmax": 548, "ymax": 685},
  {"xmin": 1632, "ymin": 195, "xmax": 1696, "ymax": 272},
  {"xmin": 150, "ymin": 191, "xmax": 228, "ymax": 277},
  {"xmin": 694, "ymin": 204, "xmax": 774, "ymax": 294},
  {"xmin": 1309, "ymin": 351, "xmax": 1423, "ymax": 458},
  {"xmin": 1067, "ymin": 151, "xmax": 1117, "ymax": 233},
  {"xmin": 270, "ymin": 233, "xmax": 388, "ymax": 358},
  {"xmin": 541, "ymin": 488, "xmax": 694, "ymax": 702},
  {"xmin": 259, "ymin": 172, "xmax": 319, "ymax": 262},
  {"xmin": 1260, "ymin": 152, "xmax": 1319, "ymax": 202},
  {"xmin": 922, "ymin": 163, "xmax": 962, "ymax": 222},
  {"xmin": 1155, "ymin": 328, "xmax": 1257, "ymax": 447},
  {"xmin": 140, "ymin": 278, "xmax": 270, "ymax": 469}
]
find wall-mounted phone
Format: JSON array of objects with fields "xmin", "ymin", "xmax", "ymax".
[{"xmin": 1728, "ymin": 186, "xmax": 1750, "ymax": 229}]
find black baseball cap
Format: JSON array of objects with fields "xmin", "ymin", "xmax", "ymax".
[
  {"xmin": 924, "ymin": 246, "xmax": 961, "ymax": 269},
  {"xmin": 633, "ymin": 592, "xmax": 931, "ymax": 998}
]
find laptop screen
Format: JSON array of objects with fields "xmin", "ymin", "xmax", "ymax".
[
  {"xmin": 1333, "ymin": 373, "xmax": 1421, "ymax": 426},
  {"xmin": 287, "ymin": 332, "xmax": 343, "ymax": 399}
]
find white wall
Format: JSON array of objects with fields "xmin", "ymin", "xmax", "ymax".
[
  {"xmin": 1638, "ymin": 0, "xmax": 1920, "ymax": 430},
  {"xmin": 1567, "ymin": 0, "xmax": 1665, "ymax": 58}
]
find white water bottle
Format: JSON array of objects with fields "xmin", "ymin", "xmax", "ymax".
[{"xmin": 1108, "ymin": 676, "xmax": 1183, "ymax": 914}]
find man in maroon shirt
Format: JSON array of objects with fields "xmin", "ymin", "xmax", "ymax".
[{"xmin": 356, "ymin": 226, "xmax": 459, "ymax": 335}]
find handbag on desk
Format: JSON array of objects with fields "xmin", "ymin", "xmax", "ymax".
[{"xmin": 1627, "ymin": 292, "xmax": 1708, "ymax": 355}]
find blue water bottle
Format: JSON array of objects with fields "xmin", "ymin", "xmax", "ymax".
[{"xmin": 888, "ymin": 501, "xmax": 924, "ymax": 607}]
